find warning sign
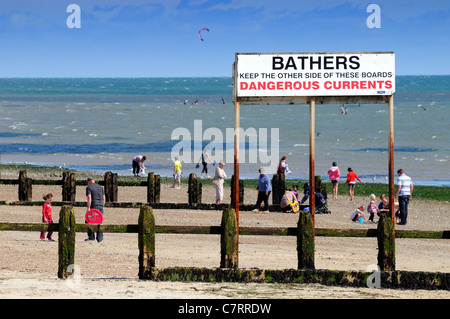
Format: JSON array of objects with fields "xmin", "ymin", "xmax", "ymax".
[{"xmin": 234, "ymin": 52, "xmax": 395, "ymax": 97}]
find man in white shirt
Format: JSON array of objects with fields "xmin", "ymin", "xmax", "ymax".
[{"xmin": 396, "ymin": 169, "xmax": 413, "ymax": 225}]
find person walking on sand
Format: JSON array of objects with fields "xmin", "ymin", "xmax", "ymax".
[
  {"xmin": 85, "ymin": 177, "xmax": 105, "ymax": 242},
  {"xmin": 252, "ymin": 168, "xmax": 272, "ymax": 213},
  {"xmin": 396, "ymin": 169, "xmax": 413, "ymax": 225},
  {"xmin": 197, "ymin": 148, "xmax": 214, "ymax": 179},
  {"xmin": 212, "ymin": 161, "xmax": 227, "ymax": 204},
  {"xmin": 171, "ymin": 156, "xmax": 182, "ymax": 189},
  {"xmin": 345, "ymin": 167, "xmax": 362, "ymax": 201},
  {"xmin": 40, "ymin": 192, "xmax": 54, "ymax": 241},
  {"xmin": 327, "ymin": 162, "xmax": 341, "ymax": 199}
]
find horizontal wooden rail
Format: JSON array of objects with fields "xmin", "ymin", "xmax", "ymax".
[
  {"xmin": 144, "ymin": 267, "xmax": 450, "ymax": 290},
  {"xmin": 0, "ymin": 200, "xmax": 293, "ymax": 211},
  {"xmin": 0, "ymin": 222, "xmax": 448, "ymax": 239},
  {"xmin": 0, "ymin": 179, "xmax": 147, "ymax": 187}
]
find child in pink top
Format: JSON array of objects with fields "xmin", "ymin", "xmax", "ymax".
[
  {"xmin": 40, "ymin": 192, "xmax": 54, "ymax": 241},
  {"xmin": 367, "ymin": 194, "xmax": 379, "ymax": 223}
]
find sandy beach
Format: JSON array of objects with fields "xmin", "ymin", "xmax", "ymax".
[{"xmin": 0, "ymin": 169, "xmax": 449, "ymax": 299}]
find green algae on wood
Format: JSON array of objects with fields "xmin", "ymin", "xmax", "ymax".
[
  {"xmin": 138, "ymin": 205, "xmax": 155, "ymax": 279},
  {"xmin": 58, "ymin": 205, "xmax": 76, "ymax": 279}
]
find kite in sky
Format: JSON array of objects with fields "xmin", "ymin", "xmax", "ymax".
[{"xmin": 198, "ymin": 28, "xmax": 209, "ymax": 41}]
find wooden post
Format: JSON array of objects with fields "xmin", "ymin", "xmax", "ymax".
[
  {"xmin": 231, "ymin": 175, "xmax": 244, "ymax": 206},
  {"xmin": 138, "ymin": 205, "xmax": 155, "ymax": 279},
  {"xmin": 18, "ymin": 170, "xmax": 32, "ymax": 201},
  {"xmin": 188, "ymin": 173, "xmax": 196, "ymax": 204},
  {"xmin": 271, "ymin": 173, "xmax": 285, "ymax": 205},
  {"xmin": 58, "ymin": 205, "xmax": 76, "ymax": 279},
  {"xmin": 104, "ymin": 171, "xmax": 118, "ymax": 202},
  {"xmin": 382, "ymin": 94, "xmax": 396, "ymax": 271},
  {"xmin": 220, "ymin": 208, "xmax": 238, "ymax": 268},
  {"xmin": 155, "ymin": 175, "xmax": 161, "ymax": 203},
  {"xmin": 309, "ymin": 97, "xmax": 316, "ymax": 225},
  {"xmin": 388, "ymin": 95, "xmax": 395, "ymax": 226},
  {"xmin": 377, "ymin": 213, "xmax": 396, "ymax": 271},
  {"xmin": 147, "ymin": 173, "xmax": 161, "ymax": 203},
  {"xmin": 271, "ymin": 174, "xmax": 279, "ymax": 205},
  {"xmin": 147, "ymin": 172, "xmax": 155, "ymax": 203},
  {"xmin": 62, "ymin": 172, "xmax": 76, "ymax": 202},
  {"xmin": 234, "ymin": 97, "xmax": 240, "ymax": 241},
  {"xmin": 297, "ymin": 210, "xmax": 315, "ymax": 270}
]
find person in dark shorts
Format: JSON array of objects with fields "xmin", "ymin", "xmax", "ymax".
[{"xmin": 85, "ymin": 177, "xmax": 105, "ymax": 242}]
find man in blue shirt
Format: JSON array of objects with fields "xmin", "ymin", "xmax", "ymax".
[{"xmin": 253, "ymin": 168, "xmax": 272, "ymax": 213}]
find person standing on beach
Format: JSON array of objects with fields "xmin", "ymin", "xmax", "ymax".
[
  {"xmin": 213, "ymin": 161, "xmax": 227, "ymax": 204},
  {"xmin": 345, "ymin": 167, "xmax": 362, "ymax": 201},
  {"xmin": 40, "ymin": 192, "xmax": 54, "ymax": 241},
  {"xmin": 197, "ymin": 148, "xmax": 213, "ymax": 179},
  {"xmin": 132, "ymin": 155, "xmax": 146, "ymax": 176},
  {"xmin": 86, "ymin": 177, "xmax": 105, "ymax": 242},
  {"xmin": 327, "ymin": 162, "xmax": 341, "ymax": 199},
  {"xmin": 396, "ymin": 169, "xmax": 413, "ymax": 225},
  {"xmin": 277, "ymin": 156, "xmax": 291, "ymax": 175},
  {"xmin": 252, "ymin": 168, "xmax": 272, "ymax": 213},
  {"xmin": 171, "ymin": 156, "xmax": 182, "ymax": 189}
]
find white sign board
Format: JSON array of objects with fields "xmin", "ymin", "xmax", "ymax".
[{"xmin": 235, "ymin": 52, "xmax": 395, "ymax": 97}]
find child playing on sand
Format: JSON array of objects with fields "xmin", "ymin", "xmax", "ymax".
[
  {"xmin": 367, "ymin": 194, "xmax": 379, "ymax": 223},
  {"xmin": 40, "ymin": 192, "xmax": 54, "ymax": 241},
  {"xmin": 350, "ymin": 205, "xmax": 367, "ymax": 223}
]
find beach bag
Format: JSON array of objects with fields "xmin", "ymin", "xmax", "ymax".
[{"xmin": 285, "ymin": 192, "xmax": 300, "ymax": 213}]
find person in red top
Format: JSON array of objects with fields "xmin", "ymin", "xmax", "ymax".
[
  {"xmin": 345, "ymin": 167, "xmax": 362, "ymax": 201},
  {"xmin": 40, "ymin": 192, "xmax": 54, "ymax": 241}
]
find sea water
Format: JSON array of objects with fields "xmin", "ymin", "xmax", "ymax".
[{"xmin": 0, "ymin": 76, "xmax": 448, "ymax": 186}]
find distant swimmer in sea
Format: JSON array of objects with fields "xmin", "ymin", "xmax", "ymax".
[
  {"xmin": 184, "ymin": 98, "xmax": 188, "ymax": 105},
  {"xmin": 221, "ymin": 98, "xmax": 225, "ymax": 104},
  {"xmin": 192, "ymin": 100, "xmax": 198, "ymax": 105},
  {"xmin": 340, "ymin": 104, "xmax": 345, "ymax": 114}
]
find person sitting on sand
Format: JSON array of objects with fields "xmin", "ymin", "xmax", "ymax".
[
  {"xmin": 350, "ymin": 205, "xmax": 367, "ymax": 223},
  {"xmin": 378, "ymin": 193, "xmax": 400, "ymax": 223},
  {"xmin": 280, "ymin": 188, "xmax": 299, "ymax": 213}
]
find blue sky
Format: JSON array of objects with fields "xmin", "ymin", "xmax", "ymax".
[{"xmin": 0, "ymin": 0, "xmax": 449, "ymax": 77}]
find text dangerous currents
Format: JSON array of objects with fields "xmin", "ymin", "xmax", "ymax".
[{"xmin": 236, "ymin": 53, "xmax": 395, "ymax": 96}]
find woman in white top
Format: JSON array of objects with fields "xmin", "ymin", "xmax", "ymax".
[{"xmin": 213, "ymin": 161, "xmax": 227, "ymax": 204}]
